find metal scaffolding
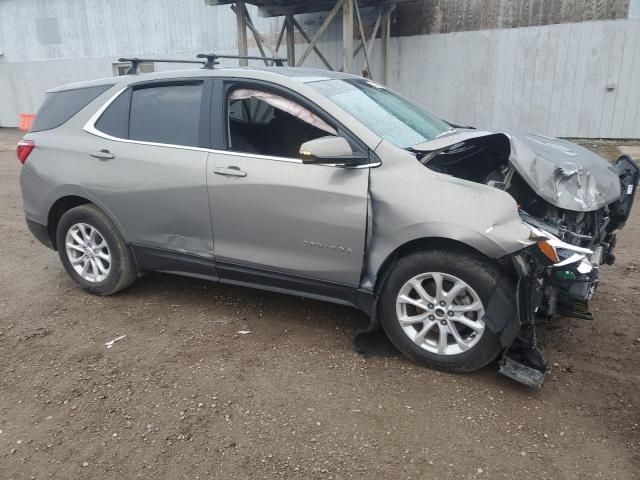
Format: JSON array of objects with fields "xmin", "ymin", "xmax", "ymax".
[{"xmin": 205, "ymin": 0, "xmax": 415, "ymax": 84}]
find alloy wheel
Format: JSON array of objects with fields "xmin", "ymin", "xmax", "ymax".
[
  {"xmin": 395, "ymin": 272, "xmax": 486, "ymax": 355},
  {"xmin": 65, "ymin": 223, "xmax": 111, "ymax": 283}
]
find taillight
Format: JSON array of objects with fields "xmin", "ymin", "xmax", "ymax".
[{"xmin": 16, "ymin": 139, "xmax": 35, "ymax": 164}]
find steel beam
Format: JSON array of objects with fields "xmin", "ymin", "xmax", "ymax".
[
  {"xmin": 353, "ymin": 0, "xmax": 372, "ymax": 77},
  {"xmin": 352, "ymin": 5, "xmax": 394, "ymax": 62},
  {"xmin": 342, "ymin": 0, "xmax": 354, "ymax": 73},
  {"xmin": 290, "ymin": 16, "xmax": 334, "ymax": 70},
  {"xmin": 235, "ymin": 0, "xmax": 249, "ymax": 65},
  {"xmin": 285, "ymin": 14, "xmax": 295, "ymax": 66},
  {"xmin": 275, "ymin": 19, "xmax": 287, "ymax": 53},
  {"xmin": 253, "ymin": 0, "xmax": 414, "ymax": 18},
  {"xmin": 297, "ymin": 0, "xmax": 344, "ymax": 67},
  {"xmin": 381, "ymin": 7, "xmax": 390, "ymax": 84}
]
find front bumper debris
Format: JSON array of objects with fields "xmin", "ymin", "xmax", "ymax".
[
  {"xmin": 499, "ymin": 232, "xmax": 600, "ymax": 388},
  {"xmin": 499, "ymin": 339, "xmax": 547, "ymax": 389},
  {"xmin": 499, "ymin": 256, "xmax": 548, "ymax": 388},
  {"xmin": 608, "ymin": 155, "xmax": 639, "ymax": 232},
  {"xmin": 551, "ymin": 256, "xmax": 598, "ymax": 320}
]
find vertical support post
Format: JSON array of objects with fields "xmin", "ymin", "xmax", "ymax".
[
  {"xmin": 235, "ymin": 0, "xmax": 248, "ymax": 66},
  {"xmin": 381, "ymin": 10, "xmax": 390, "ymax": 85},
  {"xmin": 353, "ymin": 0, "xmax": 372, "ymax": 79},
  {"xmin": 342, "ymin": 0, "xmax": 354, "ymax": 73},
  {"xmin": 286, "ymin": 14, "xmax": 295, "ymax": 67},
  {"xmin": 275, "ymin": 20, "xmax": 287, "ymax": 53}
]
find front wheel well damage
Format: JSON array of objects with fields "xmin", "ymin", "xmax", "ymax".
[
  {"xmin": 373, "ymin": 237, "xmax": 491, "ymax": 294},
  {"xmin": 47, "ymin": 196, "xmax": 92, "ymax": 250}
]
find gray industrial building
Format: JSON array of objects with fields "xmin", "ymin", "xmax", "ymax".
[{"xmin": 1, "ymin": 0, "xmax": 640, "ymax": 138}]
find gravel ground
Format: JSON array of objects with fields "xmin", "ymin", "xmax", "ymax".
[{"xmin": 1, "ymin": 128, "xmax": 639, "ymax": 479}]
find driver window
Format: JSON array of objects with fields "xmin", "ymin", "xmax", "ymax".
[{"xmin": 227, "ymin": 88, "xmax": 337, "ymax": 158}]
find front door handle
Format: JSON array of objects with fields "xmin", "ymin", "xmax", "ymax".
[
  {"xmin": 90, "ymin": 149, "xmax": 114, "ymax": 160},
  {"xmin": 214, "ymin": 166, "xmax": 247, "ymax": 177}
]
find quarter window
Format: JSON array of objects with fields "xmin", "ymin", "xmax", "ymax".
[
  {"xmin": 128, "ymin": 82, "xmax": 204, "ymax": 147},
  {"xmin": 31, "ymin": 84, "xmax": 112, "ymax": 132},
  {"xmin": 94, "ymin": 89, "xmax": 131, "ymax": 139}
]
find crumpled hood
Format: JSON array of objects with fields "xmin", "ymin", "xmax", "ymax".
[
  {"xmin": 509, "ymin": 132, "xmax": 621, "ymax": 211},
  {"xmin": 412, "ymin": 130, "xmax": 621, "ymax": 212}
]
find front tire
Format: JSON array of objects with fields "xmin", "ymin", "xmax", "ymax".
[
  {"xmin": 379, "ymin": 249, "xmax": 515, "ymax": 373},
  {"xmin": 56, "ymin": 204, "xmax": 137, "ymax": 295}
]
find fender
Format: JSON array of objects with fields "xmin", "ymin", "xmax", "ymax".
[{"xmin": 362, "ymin": 221, "xmax": 518, "ymax": 291}]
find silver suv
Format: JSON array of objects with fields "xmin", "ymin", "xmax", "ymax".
[{"xmin": 18, "ymin": 61, "xmax": 638, "ymax": 387}]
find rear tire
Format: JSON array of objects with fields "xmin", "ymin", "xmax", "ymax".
[
  {"xmin": 379, "ymin": 249, "xmax": 515, "ymax": 373},
  {"xmin": 56, "ymin": 204, "xmax": 137, "ymax": 295}
]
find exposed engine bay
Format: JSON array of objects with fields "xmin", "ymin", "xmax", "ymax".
[
  {"xmin": 419, "ymin": 132, "xmax": 637, "ymax": 262},
  {"xmin": 411, "ymin": 130, "xmax": 640, "ymax": 387}
]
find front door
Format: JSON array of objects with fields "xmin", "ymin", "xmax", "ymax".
[{"xmin": 206, "ymin": 83, "xmax": 369, "ymax": 286}]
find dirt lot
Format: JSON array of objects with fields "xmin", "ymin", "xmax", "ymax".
[{"xmin": 1, "ymin": 128, "xmax": 639, "ymax": 479}]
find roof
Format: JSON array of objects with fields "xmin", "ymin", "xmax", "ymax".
[
  {"xmin": 241, "ymin": 66, "xmax": 361, "ymax": 81},
  {"xmin": 47, "ymin": 66, "xmax": 360, "ymax": 93}
]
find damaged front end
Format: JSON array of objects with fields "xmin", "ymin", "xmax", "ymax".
[
  {"xmin": 411, "ymin": 130, "xmax": 638, "ymax": 388},
  {"xmin": 413, "ymin": 130, "xmax": 639, "ymax": 268},
  {"xmin": 499, "ymin": 227, "xmax": 599, "ymax": 388}
]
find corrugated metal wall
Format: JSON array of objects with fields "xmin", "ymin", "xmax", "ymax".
[
  {"xmin": 0, "ymin": 0, "xmax": 639, "ymax": 138},
  {"xmin": 391, "ymin": 19, "xmax": 640, "ymax": 138},
  {"xmin": 0, "ymin": 0, "xmax": 265, "ymax": 127}
]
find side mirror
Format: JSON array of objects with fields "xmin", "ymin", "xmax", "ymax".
[{"xmin": 299, "ymin": 136, "xmax": 367, "ymax": 165}]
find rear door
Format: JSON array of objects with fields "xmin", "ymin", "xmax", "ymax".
[
  {"xmin": 206, "ymin": 79, "xmax": 370, "ymax": 286},
  {"xmin": 84, "ymin": 79, "xmax": 214, "ymax": 259}
]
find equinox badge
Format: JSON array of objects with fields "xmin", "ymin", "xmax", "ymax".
[{"xmin": 302, "ymin": 240, "xmax": 353, "ymax": 254}]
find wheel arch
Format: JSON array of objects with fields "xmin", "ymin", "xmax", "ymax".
[
  {"xmin": 371, "ymin": 236, "xmax": 490, "ymax": 294},
  {"xmin": 47, "ymin": 195, "xmax": 127, "ymax": 251},
  {"xmin": 47, "ymin": 196, "xmax": 92, "ymax": 249}
]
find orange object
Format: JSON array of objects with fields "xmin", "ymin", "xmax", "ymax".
[
  {"xmin": 18, "ymin": 113, "xmax": 35, "ymax": 131},
  {"xmin": 537, "ymin": 240, "xmax": 559, "ymax": 263}
]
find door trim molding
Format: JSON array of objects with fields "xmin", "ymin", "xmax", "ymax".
[
  {"xmin": 131, "ymin": 244, "xmax": 218, "ymax": 281},
  {"xmin": 215, "ymin": 259, "xmax": 373, "ymax": 312},
  {"xmin": 131, "ymin": 245, "xmax": 374, "ymax": 313}
]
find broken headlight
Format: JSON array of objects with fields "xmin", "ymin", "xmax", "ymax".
[{"xmin": 527, "ymin": 225, "xmax": 593, "ymax": 267}]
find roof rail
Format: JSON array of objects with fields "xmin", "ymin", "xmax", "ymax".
[
  {"xmin": 118, "ymin": 53, "xmax": 287, "ymax": 75},
  {"xmin": 196, "ymin": 53, "xmax": 287, "ymax": 69},
  {"xmin": 117, "ymin": 57, "xmax": 205, "ymax": 75}
]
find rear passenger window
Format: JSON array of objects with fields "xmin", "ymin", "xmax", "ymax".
[
  {"xmin": 129, "ymin": 82, "xmax": 203, "ymax": 147},
  {"xmin": 31, "ymin": 85, "xmax": 112, "ymax": 132}
]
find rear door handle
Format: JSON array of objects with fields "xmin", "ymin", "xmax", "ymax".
[
  {"xmin": 214, "ymin": 166, "xmax": 247, "ymax": 177},
  {"xmin": 90, "ymin": 149, "xmax": 114, "ymax": 160}
]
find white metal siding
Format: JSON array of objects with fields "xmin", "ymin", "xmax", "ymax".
[
  {"xmin": 0, "ymin": 0, "xmax": 279, "ymax": 62},
  {"xmin": 392, "ymin": 19, "xmax": 640, "ymax": 138},
  {"xmin": 0, "ymin": 0, "xmax": 639, "ymax": 138}
]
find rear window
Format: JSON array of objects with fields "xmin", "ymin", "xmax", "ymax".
[
  {"xmin": 31, "ymin": 85, "xmax": 112, "ymax": 132},
  {"xmin": 128, "ymin": 82, "xmax": 203, "ymax": 147}
]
